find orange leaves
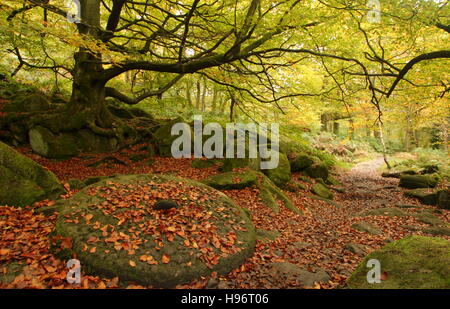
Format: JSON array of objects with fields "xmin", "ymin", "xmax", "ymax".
[
  {"xmin": 161, "ymin": 254, "xmax": 170, "ymax": 264},
  {"xmin": 129, "ymin": 260, "xmax": 136, "ymax": 267},
  {"xmin": 139, "ymin": 255, "xmax": 158, "ymax": 265},
  {"xmin": 0, "ymin": 248, "xmax": 11, "ymax": 255}
]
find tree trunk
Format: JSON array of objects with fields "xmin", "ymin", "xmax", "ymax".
[
  {"xmin": 195, "ymin": 80, "xmax": 201, "ymax": 109},
  {"xmin": 65, "ymin": 0, "xmax": 113, "ymax": 129},
  {"xmin": 378, "ymin": 120, "xmax": 391, "ymax": 169}
]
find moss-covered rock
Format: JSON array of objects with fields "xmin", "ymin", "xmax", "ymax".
[
  {"xmin": 359, "ymin": 208, "xmax": 407, "ymax": 217},
  {"xmin": 3, "ymin": 93, "xmax": 50, "ymax": 112},
  {"xmin": 256, "ymin": 229, "xmax": 280, "ymax": 242},
  {"xmin": 256, "ymin": 173, "xmax": 300, "ymax": 214},
  {"xmin": 67, "ymin": 179, "xmax": 86, "ymax": 190},
  {"xmin": 351, "ymin": 222, "xmax": 382, "ymax": 235},
  {"xmin": 437, "ymin": 189, "xmax": 449, "ymax": 210},
  {"xmin": 326, "ymin": 175, "xmax": 342, "ymax": 186},
  {"xmin": 219, "ymin": 157, "xmax": 260, "ymax": 172},
  {"xmin": 413, "ymin": 211, "xmax": 445, "ymax": 226},
  {"xmin": 346, "ymin": 236, "xmax": 450, "ymax": 289},
  {"xmin": 202, "ymin": 170, "xmax": 258, "ymax": 190},
  {"xmin": 399, "ymin": 174, "xmax": 439, "ymax": 189},
  {"xmin": 311, "ymin": 183, "xmax": 333, "ymax": 200},
  {"xmin": 263, "ymin": 152, "xmax": 291, "ymax": 187},
  {"xmin": 0, "ymin": 141, "xmax": 64, "ymax": 206},
  {"xmin": 305, "ymin": 163, "xmax": 329, "ymax": 180},
  {"xmin": 404, "ymin": 189, "xmax": 438, "ymax": 205},
  {"xmin": 153, "ymin": 117, "xmax": 190, "ymax": 157},
  {"xmin": 423, "ymin": 227, "xmax": 450, "ymax": 236},
  {"xmin": 29, "ymin": 126, "xmax": 79, "ymax": 159},
  {"xmin": 290, "ymin": 154, "xmax": 314, "ymax": 172},
  {"xmin": 191, "ymin": 158, "xmax": 218, "ymax": 169},
  {"xmin": 75, "ymin": 129, "xmax": 118, "ymax": 154},
  {"xmin": 55, "ymin": 174, "xmax": 256, "ymax": 288}
]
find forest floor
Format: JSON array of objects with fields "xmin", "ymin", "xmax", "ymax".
[{"xmin": 1, "ymin": 147, "xmax": 449, "ymax": 289}]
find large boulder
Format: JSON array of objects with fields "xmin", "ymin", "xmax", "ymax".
[
  {"xmin": 2, "ymin": 93, "xmax": 50, "ymax": 113},
  {"xmin": 29, "ymin": 126, "xmax": 79, "ymax": 159},
  {"xmin": 263, "ymin": 152, "xmax": 291, "ymax": 187},
  {"xmin": 29, "ymin": 126, "xmax": 118, "ymax": 159},
  {"xmin": 0, "ymin": 141, "xmax": 64, "ymax": 206},
  {"xmin": 54, "ymin": 174, "xmax": 256, "ymax": 287},
  {"xmin": 437, "ymin": 189, "xmax": 449, "ymax": 210},
  {"xmin": 404, "ymin": 189, "xmax": 438, "ymax": 205},
  {"xmin": 305, "ymin": 162, "xmax": 329, "ymax": 180},
  {"xmin": 399, "ymin": 174, "xmax": 439, "ymax": 189},
  {"xmin": 290, "ymin": 154, "xmax": 314, "ymax": 172},
  {"xmin": 220, "ymin": 157, "xmax": 260, "ymax": 172},
  {"xmin": 153, "ymin": 117, "xmax": 190, "ymax": 157},
  {"xmin": 346, "ymin": 236, "xmax": 450, "ymax": 289}
]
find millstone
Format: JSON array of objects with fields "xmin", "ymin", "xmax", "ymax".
[{"xmin": 55, "ymin": 174, "xmax": 256, "ymax": 287}]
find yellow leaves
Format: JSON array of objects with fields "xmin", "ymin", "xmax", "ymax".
[{"xmin": 129, "ymin": 260, "xmax": 136, "ymax": 267}]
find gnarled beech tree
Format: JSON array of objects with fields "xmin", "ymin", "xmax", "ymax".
[{"xmin": 2, "ymin": 0, "xmax": 448, "ymax": 157}]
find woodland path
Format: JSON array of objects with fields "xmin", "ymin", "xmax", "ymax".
[
  {"xmin": 1, "ymin": 151, "xmax": 448, "ymax": 289},
  {"xmin": 222, "ymin": 157, "xmax": 448, "ymax": 289}
]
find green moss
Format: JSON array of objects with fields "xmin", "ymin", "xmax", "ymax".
[
  {"xmin": 399, "ymin": 174, "xmax": 439, "ymax": 189},
  {"xmin": 191, "ymin": 158, "xmax": 218, "ymax": 169},
  {"xmin": 219, "ymin": 157, "xmax": 260, "ymax": 172},
  {"xmin": 29, "ymin": 126, "xmax": 79, "ymax": 159},
  {"xmin": 437, "ymin": 190, "xmax": 449, "ymax": 210},
  {"xmin": 0, "ymin": 141, "xmax": 64, "ymax": 206},
  {"xmin": 311, "ymin": 183, "xmax": 333, "ymax": 200},
  {"xmin": 404, "ymin": 189, "xmax": 438, "ymax": 205},
  {"xmin": 290, "ymin": 154, "xmax": 314, "ymax": 172},
  {"xmin": 305, "ymin": 163, "xmax": 329, "ymax": 180},
  {"xmin": 256, "ymin": 174, "xmax": 301, "ymax": 214},
  {"xmin": 256, "ymin": 229, "xmax": 280, "ymax": 242},
  {"xmin": 153, "ymin": 117, "xmax": 190, "ymax": 157},
  {"xmin": 202, "ymin": 170, "xmax": 258, "ymax": 190},
  {"xmin": 346, "ymin": 236, "xmax": 450, "ymax": 289},
  {"xmin": 263, "ymin": 152, "xmax": 291, "ymax": 187},
  {"xmin": 360, "ymin": 208, "xmax": 407, "ymax": 217}
]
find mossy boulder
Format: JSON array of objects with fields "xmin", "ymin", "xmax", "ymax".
[
  {"xmin": 404, "ymin": 189, "xmax": 438, "ymax": 205},
  {"xmin": 346, "ymin": 236, "xmax": 450, "ymax": 289},
  {"xmin": 202, "ymin": 170, "xmax": 258, "ymax": 190},
  {"xmin": 29, "ymin": 126, "xmax": 79, "ymax": 159},
  {"xmin": 263, "ymin": 152, "xmax": 291, "ymax": 187},
  {"xmin": 413, "ymin": 211, "xmax": 445, "ymax": 226},
  {"xmin": 75, "ymin": 129, "xmax": 119, "ymax": 154},
  {"xmin": 399, "ymin": 174, "xmax": 439, "ymax": 189},
  {"xmin": 437, "ymin": 190, "xmax": 449, "ymax": 210},
  {"xmin": 351, "ymin": 222, "xmax": 382, "ymax": 235},
  {"xmin": 153, "ymin": 117, "xmax": 190, "ymax": 157},
  {"xmin": 311, "ymin": 183, "xmax": 333, "ymax": 200},
  {"xmin": 3, "ymin": 93, "xmax": 50, "ymax": 113},
  {"xmin": 219, "ymin": 157, "xmax": 260, "ymax": 172},
  {"xmin": 191, "ymin": 158, "xmax": 218, "ymax": 169},
  {"xmin": 0, "ymin": 141, "xmax": 64, "ymax": 206},
  {"xmin": 29, "ymin": 126, "xmax": 118, "ymax": 159},
  {"xmin": 54, "ymin": 174, "xmax": 256, "ymax": 288},
  {"xmin": 305, "ymin": 162, "xmax": 329, "ymax": 180},
  {"xmin": 290, "ymin": 154, "xmax": 314, "ymax": 172}
]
